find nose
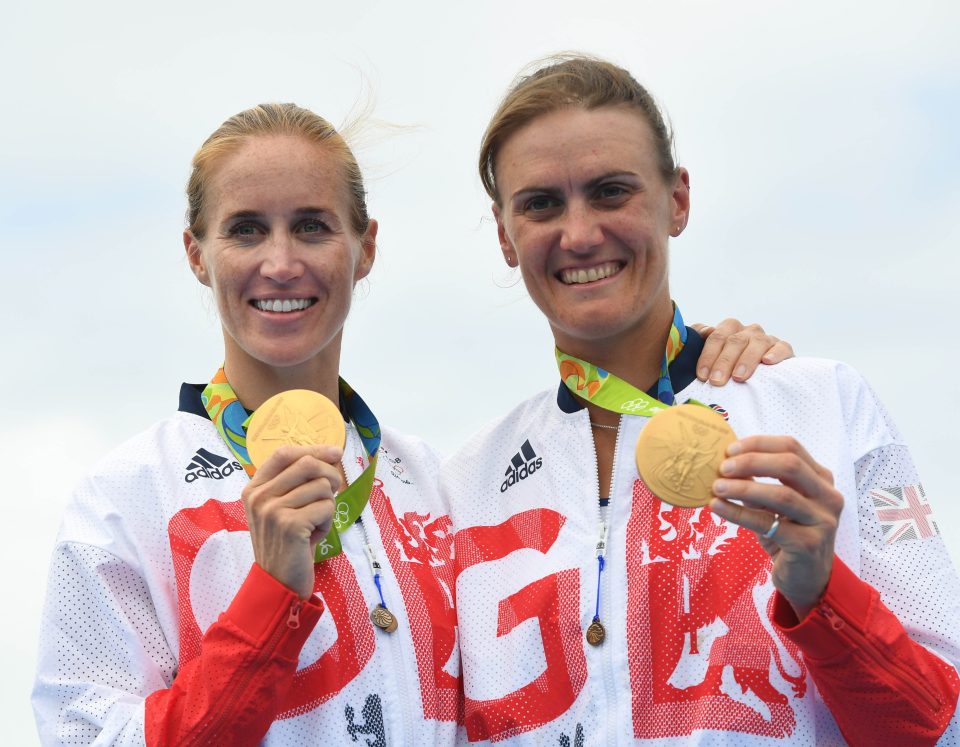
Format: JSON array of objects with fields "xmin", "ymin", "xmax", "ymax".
[
  {"xmin": 558, "ymin": 201, "xmax": 603, "ymax": 253},
  {"xmin": 260, "ymin": 233, "xmax": 304, "ymax": 283}
]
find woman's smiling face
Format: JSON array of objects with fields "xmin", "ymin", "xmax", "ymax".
[
  {"xmin": 185, "ymin": 134, "xmax": 375, "ymax": 376},
  {"xmin": 493, "ymin": 105, "xmax": 689, "ymax": 355}
]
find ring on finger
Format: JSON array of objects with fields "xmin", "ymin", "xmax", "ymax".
[{"xmin": 762, "ymin": 513, "xmax": 782, "ymax": 539}]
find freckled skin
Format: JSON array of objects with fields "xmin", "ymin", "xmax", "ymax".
[
  {"xmin": 492, "ymin": 106, "xmax": 689, "ymax": 385},
  {"xmin": 184, "ymin": 135, "xmax": 376, "ymax": 408}
]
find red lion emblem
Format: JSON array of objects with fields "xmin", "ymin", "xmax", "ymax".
[{"xmin": 627, "ymin": 480, "xmax": 807, "ymax": 739}]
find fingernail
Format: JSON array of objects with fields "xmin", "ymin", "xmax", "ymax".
[
  {"xmin": 762, "ymin": 353, "xmax": 775, "ymax": 363},
  {"xmin": 734, "ymin": 365, "xmax": 746, "ymax": 379},
  {"xmin": 720, "ymin": 459, "xmax": 734, "ymax": 474},
  {"xmin": 710, "ymin": 369, "xmax": 724, "ymax": 384},
  {"xmin": 727, "ymin": 442, "xmax": 742, "ymax": 456},
  {"xmin": 698, "ymin": 366, "xmax": 709, "ymax": 380},
  {"xmin": 714, "ymin": 479, "xmax": 729, "ymax": 494}
]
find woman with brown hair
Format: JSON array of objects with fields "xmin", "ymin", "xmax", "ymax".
[{"xmin": 443, "ymin": 55, "xmax": 960, "ymax": 746}]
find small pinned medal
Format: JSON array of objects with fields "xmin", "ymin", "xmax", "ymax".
[
  {"xmin": 586, "ymin": 619, "xmax": 606, "ymax": 646},
  {"xmin": 371, "ymin": 604, "xmax": 398, "ymax": 633}
]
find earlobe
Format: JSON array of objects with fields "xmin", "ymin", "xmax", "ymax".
[
  {"xmin": 492, "ymin": 203, "xmax": 517, "ymax": 267},
  {"xmin": 183, "ymin": 230, "xmax": 210, "ymax": 286},
  {"xmin": 354, "ymin": 219, "xmax": 378, "ymax": 281},
  {"xmin": 671, "ymin": 168, "xmax": 691, "ymax": 236}
]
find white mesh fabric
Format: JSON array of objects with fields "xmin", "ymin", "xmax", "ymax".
[
  {"xmin": 443, "ymin": 357, "xmax": 960, "ymax": 745},
  {"xmin": 34, "ymin": 542, "xmax": 169, "ymax": 745}
]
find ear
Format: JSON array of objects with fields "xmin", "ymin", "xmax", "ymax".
[
  {"xmin": 492, "ymin": 202, "xmax": 518, "ymax": 268},
  {"xmin": 354, "ymin": 218, "xmax": 378, "ymax": 282},
  {"xmin": 670, "ymin": 167, "xmax": 691, "ymax": 237},
  {"xmin": 184, "ymin": 230, "xmax": 211, "ymax": 286}
]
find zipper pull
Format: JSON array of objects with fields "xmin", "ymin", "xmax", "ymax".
[
  {"xmin": 287, "ymin": 601, "xmax": 302, "ymax": 629},
  {"xmin": 818, "ymin": 603, "xmax": 844, "ymax": 631},
  {"xmin": 364, "ymin": 543, "xmax": 383, "ymax": 577},
  {"xmin": 595, "ymin": 521, "xmax": 609, "ymax": 558}
]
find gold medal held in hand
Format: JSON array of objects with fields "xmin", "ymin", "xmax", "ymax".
[
  {"xmin": 247, "ymin": 389, "xmax": 346, "ymax": 468},
  {"xmin": 635, "ymin": 404, "xmax": 736, "ymax": 508}
]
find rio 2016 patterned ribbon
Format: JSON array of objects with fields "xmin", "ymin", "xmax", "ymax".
[
  {"xmin": 202, "ymin": 368, "xmax": 255, "ymax": 477},
  {"xmin": 201, "ymin": 368, "xmax": 381, "ymax": 562},
  {"xmin": 556, "ymin": 303, "xmax": 690, "ymax": 417}
]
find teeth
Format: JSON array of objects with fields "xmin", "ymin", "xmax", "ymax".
[
  {"xmin": 255, "ymin": 298, "xmax": 313, "ymax": 312},
  {"xmin": 560, "ymin": 262, "xmax": 621, "ymax": 285}
]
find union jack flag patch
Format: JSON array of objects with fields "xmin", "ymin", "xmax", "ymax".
[
  {"xmin": 868, "ymin": 484, "xmax": 939, "ymax": 544},
  {"xmin": 708, "ymin": 404, "xmax": 729, "ymax": 421}
]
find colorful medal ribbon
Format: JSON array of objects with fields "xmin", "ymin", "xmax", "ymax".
[
  {"xmin": 556, "ymin": 302, "xmax": 692, "ymax": 416},
  {"xmin": 201, "ymin": 368, "xmax": 381, "ymax": 561}
]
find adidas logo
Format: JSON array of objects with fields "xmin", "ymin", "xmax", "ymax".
[
  {"xmin": 184, "ymin": 448, "xmax": 244, "ymax": 483},
  {"xmin": 500, "ymin": 439, "xmax": 543, "ymax": 494}
]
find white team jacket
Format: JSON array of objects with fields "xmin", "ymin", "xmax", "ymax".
[
  {"xmin": 441, "ymin": 354, "xmax": 960, "ymax": 746},
  {"xmin": 33, "ymin": 383, "xmax": 459, "ymax": 746}
]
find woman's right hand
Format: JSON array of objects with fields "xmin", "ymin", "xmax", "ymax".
[{"xmin": 241, "ymin": 444, "xmax": 343, "ymax": 599}]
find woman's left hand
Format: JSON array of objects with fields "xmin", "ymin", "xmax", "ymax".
[
  {"xmin": 692, "ymin": 319, "xmax": 794, "ymax": 385},
  {"xmin": 708, "ymin": 435, "xmax": 844, "ymax": 620}
]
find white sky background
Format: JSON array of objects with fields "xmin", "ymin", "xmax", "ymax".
[{"xmin": 3, "ymin": 0, "xmax": 958, "ymax": 741}]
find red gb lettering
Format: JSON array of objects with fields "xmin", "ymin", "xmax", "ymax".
[
  {"xmin": 168, "ymin": 498, "xmax": 375, "ymax": 716},
  {"xmin": 456, "ymin": 509, "xmax": 587, "ymax": 742},
  {"xmin": 371, "ymin": 480, "xmax": 459, "ymax": 722}
]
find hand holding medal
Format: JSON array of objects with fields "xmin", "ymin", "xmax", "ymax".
[
  {"xmin": 708, "ymin": 435, "xmax": 844, "ymax": 619},
  {"xmin": 241, "ymin": 389, "xmax": 347, "ymax": 600},
  {"xmin": 206, "ymin": 376, "xmax": 398, "ymax": 629}
]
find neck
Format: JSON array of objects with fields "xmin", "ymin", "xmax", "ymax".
[
  {"xmin": 222, "ymin": 348, "xmax": 342, "ymax": 412},
  {"xmin": 555, "ymin": 300, "xmax": 676, "ymax": 395}
]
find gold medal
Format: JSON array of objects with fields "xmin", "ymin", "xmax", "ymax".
[
  {"xmin": 586, "ymin": 620, "xmax": 606, "ymax": 646},
  {"xmin": 247, "ymin": 389, "xmax": 346, "ymax": 468},
  {"xmin": 635, "ymin": 404, "xmax": 736, "ymax": 508},
  {"xmin": 370, "ymin": 604, "xmax": 398, "ymax": 633}
]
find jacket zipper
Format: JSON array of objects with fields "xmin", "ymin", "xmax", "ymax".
[
  {"xmin": 818, "ymin": 603, "xmax": 942, "ymax": 713},
  {"xmin": 601, "ymin": 415, "xmax": 623, "ymax": 742}
]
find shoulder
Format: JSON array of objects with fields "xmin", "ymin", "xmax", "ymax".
[
  {"xmin": 58, "ymin": 409, "xmax": 228, "ymax": 553},
  {"xmin": 748, "ymin": 356, "xmax": 888, "ymax": 420},
  {"xmin": 380, "ymin": 425, "xmax": 443, "ymax": 468},
  {"xmin": 737, "ymin": 355, "xmax": 865, "ymax": 389},
  {"xmin": 439, "ymin": 389, "xmax": 558, "ymax": 484},
  {"xmin": 695, "ymin": 357, "xmax": 903, "ymax": 458},
  {"xmin": 86, "ymin": 411, "xmax": 208, "ymax": 479},
  {"xmin": 378, "ymin": 426, "xmax": 445, "ymax": 488},
  {"xmin": 447, "ymin": 390, "xmax": 556, "ymax": 458},
  {"xmin": 694, "ymin": 356, "xmax": 877, "ymax": 405}
]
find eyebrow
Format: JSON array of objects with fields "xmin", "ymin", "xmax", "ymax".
[
  {"xmin": 509, "ymin": 170, "xmax": 641, "ymax": 201},
  {"xmin": 221, "ymin": 206, "xmax": 334, "ymax": 223}
]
